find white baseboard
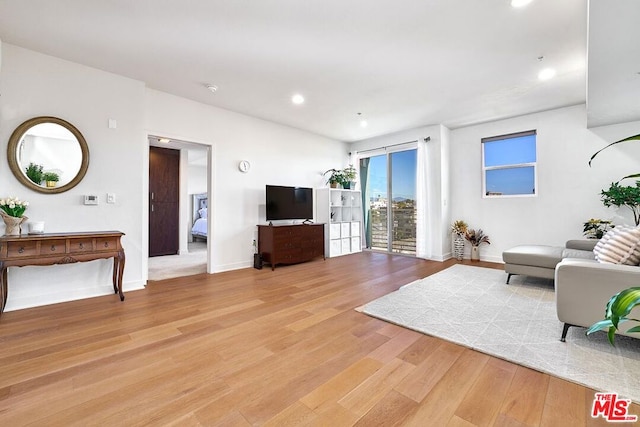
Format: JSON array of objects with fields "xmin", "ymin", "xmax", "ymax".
[{"xmin": 4, "ymin": 280, "xmax": 146, "ymax": 312}]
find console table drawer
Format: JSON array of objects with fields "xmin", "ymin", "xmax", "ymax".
[
  {"xmin": 41, "ymin": 239, "xmax": 67, "ymax": 255},
  {"xmin": 7, "ymin": 241, "xmax": 38, "ymax": 258},
  {"xmin": 96, "ymin": 237, "xmax": 119, "ymax": 251},
  {"xmin": 69, "ymin": 238, "xmax": 94, "ymax": 253}
]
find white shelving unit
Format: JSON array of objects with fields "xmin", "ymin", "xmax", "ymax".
[{"xmin": 316, "ymin": 188, "xmax": 363, "ymax": 257}]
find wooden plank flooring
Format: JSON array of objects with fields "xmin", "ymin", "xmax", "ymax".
[{"xmin": 0, "ymin": 252, "xmax": 637, "ymax": 426}]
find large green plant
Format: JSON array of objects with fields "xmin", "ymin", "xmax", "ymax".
[
  {"xmin": 600, "ymin": 181, "xmax": 640, "ymax": 226},
  {"xmin": 589, "ymin": 133, "xmax": 640, "ymax": 180},
  {"xmin": 587, "ymin": 287, "xmax": 640, "ymax": 345},
  {"xmin": 588, "ymin": 135, "xmax": 640, "ymax": 347}
]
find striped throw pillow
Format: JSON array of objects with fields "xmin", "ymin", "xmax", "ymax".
[{"xmin": 593, "ymin": 226, "xmax": 640, "ymax": 265}]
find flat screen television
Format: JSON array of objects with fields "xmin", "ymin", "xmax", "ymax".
[{"xmin": 266, "ymin": 185, "xmax": 313, "ymax": 221}]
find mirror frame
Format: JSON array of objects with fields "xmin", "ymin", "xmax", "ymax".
[{"xmin": 7, "ymin": 116, "xmax": 90, "ymax": 194}]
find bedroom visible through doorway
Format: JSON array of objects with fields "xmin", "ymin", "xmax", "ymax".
[{"xmin": 147, "ymin": 136, "xmax": 210, "ymax": 281}]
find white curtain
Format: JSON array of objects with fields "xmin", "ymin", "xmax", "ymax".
[{"xmin": 416, "ymin": 139, "xmax": 432, "ymax": 259}]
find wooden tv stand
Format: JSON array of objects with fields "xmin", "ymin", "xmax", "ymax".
[
  {"xmin": 0, "ymin": 231, "xmax": 125, "ymax": 315},
  {"xmin": 257, "ymin": 224, "xmax": 325, "ymax": 270}
]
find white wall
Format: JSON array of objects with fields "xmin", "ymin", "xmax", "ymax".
[
  {"xmin": 0, "ymin": 43, "xmax": 348, "ymax": 311},
  {"xmin": 145, "ymin": 89, "xmax": 349, "ymax": 272},
  {"xmin": 188, "ymin": 164, "xmax": 207, "ymax": 195},
  {"xmin": 0, "ymin": 44, "xmax": 147, "ymax": 310},
  {"xmin": 450, "ymin": 104, "xmax": 640, "ymax": 262}
]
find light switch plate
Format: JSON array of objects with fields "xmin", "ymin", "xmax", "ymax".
[{"xmin": 107, "ymin": 193, "xmax": 116, "ymax": 204}]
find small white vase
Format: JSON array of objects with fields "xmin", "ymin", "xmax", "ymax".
[{"xmin": 470, "ymin": 245, "xmax": 480, "ymax": 261}]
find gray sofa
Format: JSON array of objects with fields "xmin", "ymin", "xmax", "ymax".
[
  {"xmin": 503, "ymin": 239, "xmax": 640, "ymax": 341},
  {"xmin": 555, "ymin": 258, "xmax": 640, "ymax": 341},
  {"xmin": 502, "ymin": 239, "xmax": 597, "ymax": 283}
]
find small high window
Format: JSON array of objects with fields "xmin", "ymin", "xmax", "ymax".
[{"xmin": 482, "ymin": 130, "xmax": 537, "ymax": 197}]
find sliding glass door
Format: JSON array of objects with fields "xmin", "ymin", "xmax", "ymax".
[{"xmin": 360, "ymin": 148, "xmax": 417, "ymax": 255}]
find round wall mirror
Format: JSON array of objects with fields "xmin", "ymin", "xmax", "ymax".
[{"xmin": 7, "ymin": 116, "xmax": 90, "ymax": 194}]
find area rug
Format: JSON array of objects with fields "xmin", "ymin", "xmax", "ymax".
[{"xmin": 359, "ymin": 264, "xmax": 640, "ymax": 403}]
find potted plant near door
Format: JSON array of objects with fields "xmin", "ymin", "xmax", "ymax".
[
  {"xmin": 451, "ymin": 220, "xmax": 468, "ymax": 260},
  {"xmin": 464, "ymin": 228, "xmax": 490, "ymax": 261},
  {"xmin": 342, "ymin": 165, "xmax": 357, "ymax": 189}
]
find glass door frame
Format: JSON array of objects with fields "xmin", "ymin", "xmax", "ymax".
[{"xmin": 358, "ymin": 141, "xmax": 418, "ymax": 255}]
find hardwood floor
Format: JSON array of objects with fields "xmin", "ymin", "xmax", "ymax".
[{"xmin": 0, "ymin": 252, "xmax": 637, "ymax": 426}]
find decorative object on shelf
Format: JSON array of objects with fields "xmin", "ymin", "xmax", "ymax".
[
  {"xmin": 323, "ymin": 168, "xmax": 346, "ymax": 188},
  {"xmin": 323, "ymin": 165, "xmax": 357, "ymax": 189},
  {"xmin": 450, "ymin": 220, "xmax": 468, "ymax": 261},
  {"xmin": 0, "ymin": 196, "xmax": 29, "ymax": 236},
  {"xmin": 583, "ymin": 218, "xmax": 614, "ymax": 239},
  {"xmin": 600, "ymin": 181, "xmax": 640, "ymax": 226},
  {"xmin": 43, "ymin": 172, "xmax": 60, "ymax": 188},
  {"xmin": 25, "ymin": 162, "xmax": 44, "ymax": 185},
  {"xmin": 342, "ymin": 164, "xmax": 357, "ymax": 189},
  {"xmin": 587, "ymin": 287, "xmax": 640, "ymax": 346},
  {"xmin": 464, "ymin": 228, "xmax": 490, "ymax": 261},
  {"xmin": 29, "ymin": 221, "xmax": 45, "ymax": 234}
]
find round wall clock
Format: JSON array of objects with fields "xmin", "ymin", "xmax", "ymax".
[{"xmin": 238, "ymin": 160, "xmax": 251, "ymax": 173}]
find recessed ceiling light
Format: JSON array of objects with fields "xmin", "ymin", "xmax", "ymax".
[
  {"xmin": 538, "ymin": 67, "xmax": 556, "ymax": 81},
  {"xmin": 158, "ymin": 138, "xmax": 171, "ymax": 143},
  {"xmin": 511, "ymin": 0, "xmax": 533, "ymax": 7},
  {"xmin": 360, "ymin": 120, "xmax": 368, "ymax": 128},
  {"xmin": 292, "ymin": 94, "xmax": 305, "ymax": 105},
  {"xmin": 206, "ymin": 84, "xmax": 218, "ymax": 93}
]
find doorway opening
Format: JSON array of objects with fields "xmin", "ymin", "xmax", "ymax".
[{"xmin": 147, "ymin": 135, "xmax": 210, "ymax": 280}]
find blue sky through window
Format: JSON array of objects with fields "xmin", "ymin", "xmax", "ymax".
[
  {"xmin": 367, "ymin": 150, "xmax": 417, "ymax": 200},
  {"xmin": 483, "ymin": 132, "xmax": 536, "ymax": 196}
]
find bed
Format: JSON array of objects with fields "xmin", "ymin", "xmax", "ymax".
[{"xmin": 191, "ymin": 193, "xmax": 208, "ymax": 241}]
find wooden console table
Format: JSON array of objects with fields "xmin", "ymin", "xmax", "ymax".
[{"xmin": 0, "ymin": 231, "xmax": 125, "ymax": 315}]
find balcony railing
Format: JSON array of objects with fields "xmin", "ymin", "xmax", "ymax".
[{"xmin": 369, "ymin": 207, "xmax": 416, "ymax": 255}]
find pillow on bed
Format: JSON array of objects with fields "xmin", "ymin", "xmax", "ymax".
[{"xmin": 198, "ymin": 208, "xmax": 207, "ymax": 218}]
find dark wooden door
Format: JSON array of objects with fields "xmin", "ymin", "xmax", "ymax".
[{"xmin": 149, "ymin": 146, "xmax": 180, "ymax": 257}]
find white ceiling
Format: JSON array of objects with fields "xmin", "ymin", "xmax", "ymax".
[{"xmin": 0, "ymin": 1, "xmax": 636, "ymax": 142}]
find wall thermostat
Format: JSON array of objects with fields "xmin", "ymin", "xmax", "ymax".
[{"xmin": 84, "ymin": 195, "xmax": 99, "ymax": 205}]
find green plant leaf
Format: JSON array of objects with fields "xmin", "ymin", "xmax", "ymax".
[
  {"xmin": 608, "ymin": 326, "xmax": 616, "ymax": 346},
  {"xmin": 610, "ymin": 287, "xmax": 640, "ymax": 320},
  {"xmin": 626, "ymin": 325, "xmax": 640, "ymax": 334},
  {"xmin": 586, "ymin": 319, "xmax": 614, "ymax": 335},
  {"xmin": 589, "ymin": 134, "xmax": 640, "ymax": 167}
]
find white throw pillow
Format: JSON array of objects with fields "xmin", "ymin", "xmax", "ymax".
[
  {"xmin": 593, "ymin": 227, "xmax": 622, "ymax": 261},
  {"xmin": 593, "ymin": 226, "xmax": 640, "ymax": 265}
]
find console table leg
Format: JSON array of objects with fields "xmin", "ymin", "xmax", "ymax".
[
  {"xmin": 117, "ymin": 250, "xmax": 126, "ymax": 301},
  {"xmin": 0, "ymin": 266, "xmax": 6, "ymax": 315},
  {"xmin": 112, "ymin": 257, "xmax": 118, "ymax": 294}
]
